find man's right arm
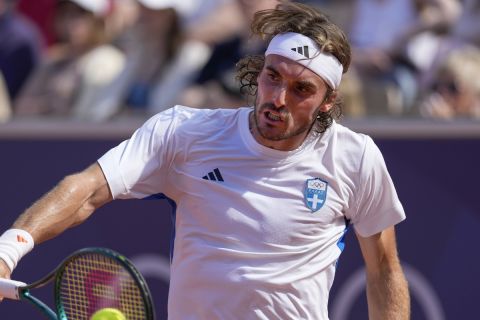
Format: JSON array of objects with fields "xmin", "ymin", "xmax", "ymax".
[{"xmin": 0, "ymin": 162, "xmax": 112, "ymax": 279}]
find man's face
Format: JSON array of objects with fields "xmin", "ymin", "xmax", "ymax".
[{"xmin": 252, "ymin": 54, "xmax": 335, "ymax": 151}]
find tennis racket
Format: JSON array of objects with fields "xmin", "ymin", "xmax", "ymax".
[{"xmin": 0, "ymin": 247, "xmax": 155, "ymax": 319}]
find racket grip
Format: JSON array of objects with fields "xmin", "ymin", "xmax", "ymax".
[{"xmin": 0, "ymin": 278, "xmax": 26, "ymax": 300}]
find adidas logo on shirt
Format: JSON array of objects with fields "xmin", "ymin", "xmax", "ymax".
[
  {"xmin": 291, "ymin": 45, "xmax": 310, "ymax": 58},
  {"xmin": 203, "ymin": 168, "xmax": 224, "ymax": 182}
]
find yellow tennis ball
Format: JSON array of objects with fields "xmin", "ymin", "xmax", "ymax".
[{"xmin": 90, "ymin": 308, "xmax": 126, "ymax": 320}]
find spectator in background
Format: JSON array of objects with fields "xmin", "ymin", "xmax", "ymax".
[
  {"xmin": 0, "ymin": 0, "xmax": 43, "ymax": 101},
  {"xmin": 14, "ymin": 0, "xmax": 124, "ymax": 117},
  {"xmin": 181, "ymin": 0, "xmax": 279, "ymax": 109},
  {"xmin": 342, "ymin": 0, "xmax": 460, "ymax": 117},
  {"xmin": 75, "ymin": 0, "xmax": 211, "ymax": 121},
  {"xmin": 418, "ymin": 0, "xmax": 480, "ymax": 92},
  {"xmin": 448, "ymin": 0, "xmax": 480, "ymax": 47},
  {"xmin": 182, "ymin": 0, "xmax": 245, "ymax": 45},
  {"xmin": 418, "ymin": 45, "xmax": 480, "ymax": 119},
  {"xmin": 0, "ymin": 71, "xmax": 12, "ymax": 122}
]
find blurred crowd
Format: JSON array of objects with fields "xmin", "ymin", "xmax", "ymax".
[{"xmin": 0, "ymin": 0, "xmax": 479, "ymax": 123}]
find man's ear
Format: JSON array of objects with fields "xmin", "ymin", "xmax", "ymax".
[{"xmin": 319, "ymin": 90, "xmax": 338, "ymax": 112}]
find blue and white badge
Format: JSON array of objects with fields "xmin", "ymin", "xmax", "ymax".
[{"xmin": 304, "ymin": 178, "xmax": 328, "ymax": 212}]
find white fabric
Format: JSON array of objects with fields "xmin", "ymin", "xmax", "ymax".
[
  {"xmin": 98, "ymin": 105, "xmax": 405, "ymax": 319},
  {"xmin": 265, "ymin": 32, "xmax": 343, "ymax": 89},
  {"xmin": 69, "ymin": 0, "xmax": 110, "ymax": 16},
  {"xmin": 138, "ymin": 0, "xmax": 227, "ymax": 24},
  {"xmin": 0, "ymin": 229, "xmax": 34, "ymax": 272},
  {"xmin": 72, "ymin": 45, "xmax": 126, "ymax": 121},
  {"xmin": 137, "ymin": 0, "xmax": 178, "ymax": 10},
  {"xmin": 148, "ymin": 40, "xmax": 212, "ymax": 113}
]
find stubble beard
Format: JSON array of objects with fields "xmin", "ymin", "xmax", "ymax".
[{"xmin": 252, "ymin": 102, "xmax": 318, "ymax": 142}]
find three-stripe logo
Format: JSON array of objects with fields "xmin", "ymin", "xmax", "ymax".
[
  {"xmin": 202, "ymin": 168, "xmax": 224, "ymax": 182},
  {"xmin": 16, "ymin": 235, "xmax": 28, "ymax": 243},
  {"xmin": 291, "ymin": 46, "xmax": 310, "ymax": 58}
]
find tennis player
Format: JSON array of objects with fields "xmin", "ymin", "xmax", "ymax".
[{"xmin": 0, "ymin": 2, "xmax": 410, "ymax": 319}]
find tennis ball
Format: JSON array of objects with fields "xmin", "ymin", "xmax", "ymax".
[{"xmin": 90, "ymin": 308, "xmax": 126, "ymax": 320}]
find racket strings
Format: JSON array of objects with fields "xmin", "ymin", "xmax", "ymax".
[{"xmin": 58, "ymin": 253, "xmax": 147, "ymax": 320}]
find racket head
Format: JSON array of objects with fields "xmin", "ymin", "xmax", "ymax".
[{"xmin": 54, "ymin": 247, "xmax": 155, "ymax": 320}]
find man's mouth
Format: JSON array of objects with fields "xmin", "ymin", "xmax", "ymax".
[{"xmin": 265, "ymin": 111, "xmax": 282, "ymax": 121}]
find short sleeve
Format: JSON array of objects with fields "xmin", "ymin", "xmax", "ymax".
[
  {"xmin": 97, "ymin": 107, "xmax": 181, "ymax": 199},
  {"xmin": 351, "ymin": 137, "xmax": 406, "ymax": 237}
]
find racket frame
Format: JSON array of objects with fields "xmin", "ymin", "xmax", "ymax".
[
  {"xmin": 14, "ymin": 267, "xmax": 58, "ymax": 319},
  {"xmin": 54, "ymin": 247, "xmax": 156, "ymax": 320},
  {"xmin": 4, "ymin": 247, "xmax": 155, "ymax": 320}
]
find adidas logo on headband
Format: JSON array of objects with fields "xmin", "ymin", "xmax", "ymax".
[
  {"xmin": 291, "ymin": 46, "xmax": 310, "ymax": 58},
  {"xmin": 265, "ymin": 32, "xmax": 343, "ymax": 89}
]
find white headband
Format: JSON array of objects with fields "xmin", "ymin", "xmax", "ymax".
[{"xmin": 265, "ymin": 32, "xmax": 343, "ymax": 89}]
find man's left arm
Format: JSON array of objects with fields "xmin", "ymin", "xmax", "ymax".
[{"xmin": 356, "ymin": 226, "xmax": 410, "ymax": 320}]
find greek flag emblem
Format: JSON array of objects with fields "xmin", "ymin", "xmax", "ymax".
[{"xmin": 304, "ymin": 178, "xmax": 328, "ymax": 212}]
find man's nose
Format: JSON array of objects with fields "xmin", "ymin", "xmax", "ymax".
[{"xmin": 272, "ymin": 85, "xmax": 287, "ymax": 108}]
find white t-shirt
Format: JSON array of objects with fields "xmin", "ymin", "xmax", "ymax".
[{"xmin": 98, "ymin": 105, "xmax": 405, "ymax": 320}]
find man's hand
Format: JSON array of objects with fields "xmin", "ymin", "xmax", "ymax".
[
  {"xmin": 0, "ymin": 258, "xmax": 12, "ymax": 302},
  {"xmin": 0, "ymin": 259, "xmax": 11, "ymax": 278}
]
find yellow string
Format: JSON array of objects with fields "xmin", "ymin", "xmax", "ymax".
[{"xmin": 59, "ymin": 253, "xmax": 147, "ymax": 320}]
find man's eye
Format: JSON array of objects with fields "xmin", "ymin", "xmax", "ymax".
[
  {"xmin": 297, "ymin": 86, "xmax": 306, "ymax": 92},
  {"xmin": 296, "ymin": 85, "xmax": 310, "ymax": 94},
  {"xmin": 267, "ymin": 73, "xmax": 279, "ymax": 81}
]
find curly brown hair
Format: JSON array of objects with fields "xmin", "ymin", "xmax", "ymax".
[{"xmin": 236, "ymin": 2, "xmax": 351, "ymax": 133}]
